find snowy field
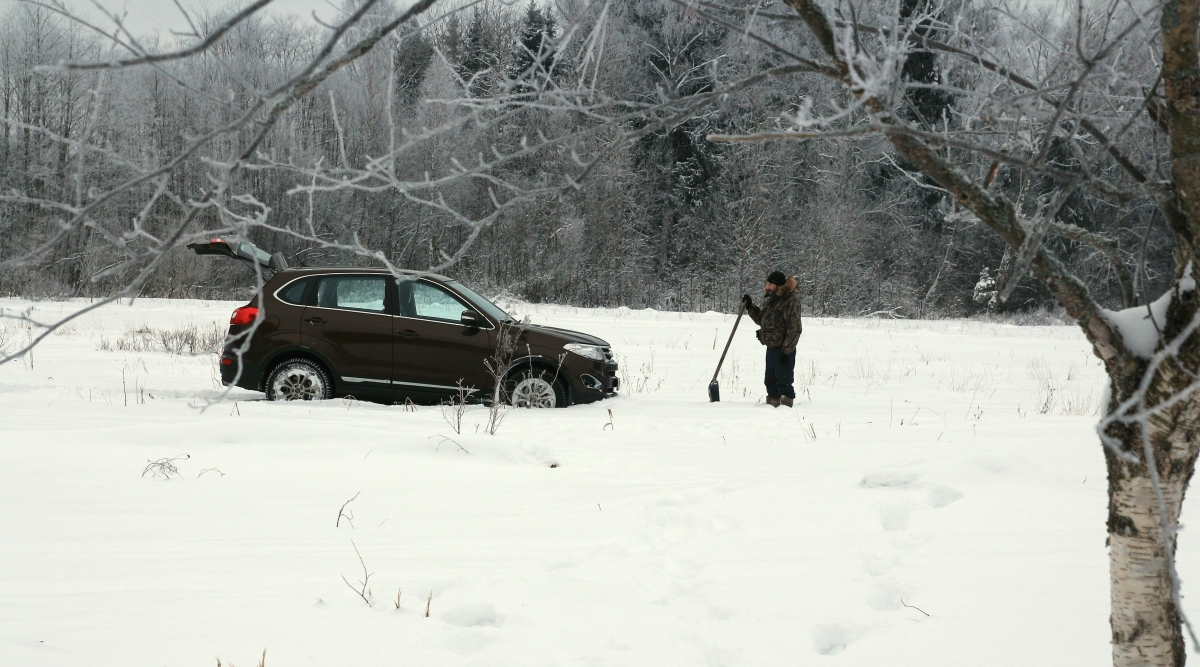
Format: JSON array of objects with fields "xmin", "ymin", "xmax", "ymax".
[{"xmin": 1, "ymin": 297, "xmax": 1189, "ymax": 666}]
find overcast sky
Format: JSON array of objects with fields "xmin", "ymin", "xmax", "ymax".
[
  {"xmin": 0, "ymin": 0, "xmax": 345, "ymax": 37},
  {"xmin": 0, "ymin": 0, "xmax": 1066, "ymax": 41}
]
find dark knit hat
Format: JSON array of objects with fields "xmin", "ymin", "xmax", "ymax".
[{"xmin": 767, "ymin": 271, "xmax": 787, "ymax": 286}]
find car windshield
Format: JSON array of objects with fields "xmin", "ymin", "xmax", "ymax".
[{"xmin": 447, "ymin": 281, "xmax": 511, "ymax": 322}]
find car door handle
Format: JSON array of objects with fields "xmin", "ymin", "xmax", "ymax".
[
  {"xmin": 398, "ymin": 329, "xmax": 419, "ymax": 338},
  {"xmin": 305, "ymin": 317, "xmax": 326, "ymax": 325}
]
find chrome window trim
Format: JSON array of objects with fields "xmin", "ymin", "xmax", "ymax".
[
  {"xmin": 284, "ymin": 273, "xmax": 495, "ymax": 326},
  {"xmin": 392, "ymin": 313, "xmax": 494, "ymax": 329},
  {"xmin": 394, "ymin": 278, "xmax": 495, "ymax": 329},
  {"xmin": 309, "ymin": 274, "xmax": 391, "ymax": 315},
  {"xmin": 272, "ymin": 276, "xmax": 312, "ymax": 305},
  {"xmin": 306, "ymin": 304, "xmax": 392, "ymax": 318}
]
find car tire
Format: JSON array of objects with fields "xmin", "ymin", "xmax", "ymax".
[
  {"xmin": 265, "ymin": 358, "xmax": 333, "ymax": 401},
  {"xmin": 507, "ymin": 367, "xmax": 567, "ymax": 408}
]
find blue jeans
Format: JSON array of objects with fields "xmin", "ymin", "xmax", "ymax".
[{"xmin": 765, "ymin": 347, "xmax": 795, "ymax": 398}]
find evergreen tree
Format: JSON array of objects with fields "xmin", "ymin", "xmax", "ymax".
[
  {"xmin": 393, "ymin": 28, "xmax": 434, "ymax": 105},
  {"xmin": 458, "ymin": 8, "xmax": 496, "ymax": 94},
  {"xmin": 507, "ymin": 1, "xmax": 557, "ymax": 89},
  {"xmin": 899, "ymin": 0, "xmax": 955, "ymax": 127},
  {"xmin": 440, "ymin": 13, "xmax": 463, "ymax": 66}
]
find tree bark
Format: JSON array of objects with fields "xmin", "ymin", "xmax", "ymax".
[
  {"xmin": 1163, "ymin": 0, "xmax": 1200, "ymax": 262},
  {"xmin": 1105, "ymin": 283, "xmax": 1200, "ymax": 665},
  {"xmin": 1108, "ymin": 450, "xmax": 1187, "ymax": 666}
]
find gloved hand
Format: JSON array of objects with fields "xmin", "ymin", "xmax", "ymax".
[
  {"xmin": 782, "ymin": 347, "xmax": 794, "ymax": 359},
  {"xmin": 741, "ymin": 294, "xmax": 753, "ymax": 310}
]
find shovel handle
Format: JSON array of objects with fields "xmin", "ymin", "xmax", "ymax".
[{"xmin": 711, "ymin": 303, "xmax": 746, "ymax": 384}]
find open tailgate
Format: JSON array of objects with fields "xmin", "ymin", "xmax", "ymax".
[{"xmin": 187, "ymin": 237, "xmax": 287, "ymax": 270}]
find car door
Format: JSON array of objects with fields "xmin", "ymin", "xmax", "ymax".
[
  {"xmin": 269, "ymin": 275, "xmax": 312, "ymax": 343},
  {"xmin": 302, "ymin": 274, "xmax": 393, "ymax": 389},
  {"xmin": 392, "ymin": 279, "xmax": 493, "ymax": 397}
]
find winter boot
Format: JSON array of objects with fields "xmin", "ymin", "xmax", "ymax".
[
  {"xmin": 766, "ymin": 396, "xmax": 781, "ymax": 408},
  {"xmin": 780, "ymin": 396, "xmax": 793, "ymax": 408}
]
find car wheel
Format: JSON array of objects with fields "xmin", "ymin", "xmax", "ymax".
[
  {"xmin": 266, "ymin": 358, "xmax": 333, "ymax": 401},
  {"xmin": 508, "ymin": 367, "xmax": 566, "ymax": 408}
]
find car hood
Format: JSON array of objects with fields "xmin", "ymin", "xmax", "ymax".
[{"xmin": 521, "ymin": 324, "xmax": 610, "ymax": 348}]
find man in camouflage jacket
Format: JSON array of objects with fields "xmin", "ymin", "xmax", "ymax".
[{"xmin": 742, "ymin": 271, "xmax": 803, "ymax": 407}]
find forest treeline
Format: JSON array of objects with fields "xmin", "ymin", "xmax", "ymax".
[{"xmin": 0, "ymin": 0, "xmax": 1172, "ymax": 316}]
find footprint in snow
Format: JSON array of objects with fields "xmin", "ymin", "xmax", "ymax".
[
  {"xmin": 927, "ymin": 484, "xmax": 963, "ymax": 509},
  {"xmin": 812, "ymin": 623, "xmax": 865, "ymax": 656},
  {"xmin": 878, "ymin": 502, "xmax": 917, "ymax": 531},
  {"xmin": 860, "ymin": 472, "xmax": 963, "ymax": 510},
  {"xmin": 855, "ymin": 472, "xmax": 959, "ymax": 624},
  {"xmin": 441, "ymin": 603, "xmax": 501, "ymax": 628},
  {"xmin": 865, "ymin": 577, "xmax": 914, "ymax": 612},
  {"xmin": 859, "ymin": 472, "xmax": 921, "ymax": 490},
  {"xmin": 860, "ymin": 550, "xmax": 901, "ymax": 577}
]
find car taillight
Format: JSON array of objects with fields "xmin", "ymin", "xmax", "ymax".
[{"xmin": 230, "ymin": 306, "xmax": 259, "ymax": 326}]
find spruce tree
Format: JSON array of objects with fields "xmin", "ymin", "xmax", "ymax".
[
  {"xmin": 507, "ymin": 0, "xmax": 557, "ymax": 90},
  {"xmin": 899, "ymin": 0, "xmax": 954, "ymax": 127},
  {"xmin": 459, "ymin": 8, "xmax": 495, "ymax": 94}
]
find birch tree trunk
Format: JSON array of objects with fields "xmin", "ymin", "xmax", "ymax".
[
  {"xmin": 1105, "ymin": 285, "xmax": 1200, "ymax": 666},
  {"xmin": 1108, "ymin": 464, "xmax": 1187, "ymax": 665}
]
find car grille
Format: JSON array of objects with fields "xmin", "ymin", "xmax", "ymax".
[{"xmin": 601, "ymin": 347, "xmax": 618, "ymax": 392}]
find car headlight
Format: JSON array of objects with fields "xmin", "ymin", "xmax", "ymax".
[{"xmin": 564, "ymin": 343, "xmax": 605, "ymax": 361}]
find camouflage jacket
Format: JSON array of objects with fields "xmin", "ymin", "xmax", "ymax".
[{"xmin": 746, "ymin": 277, "xmax": 803, "ymax": 353}]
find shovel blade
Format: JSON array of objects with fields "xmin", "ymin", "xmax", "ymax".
[{"xmin": 708, "ymin": 380, "xmax": 720, "ymax": 402}]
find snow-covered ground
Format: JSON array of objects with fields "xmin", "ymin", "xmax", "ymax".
[{"xmin": 0, "ymin": 297, "xmax": 1181, "ymax": 665}]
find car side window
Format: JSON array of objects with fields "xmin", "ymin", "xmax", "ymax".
[
  {"xmin": 399, "ymin": 281, "xmax": 466, "ymax": 322},
  {"xmin": 277, "ymin": 278, "xmax": 311, "ymax": 305},
  {"xmin": 315, "ymin": 276, "xmax": 387, "ymax": 313}
]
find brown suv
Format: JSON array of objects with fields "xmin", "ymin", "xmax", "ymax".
[{"xmin": 190, "ymin": 239, "xmax": 618, "ymax": 407}]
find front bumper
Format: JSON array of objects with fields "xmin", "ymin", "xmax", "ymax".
[{"xmin": 573, "ymin": 359, "xmax": 619, "ymax": 403}]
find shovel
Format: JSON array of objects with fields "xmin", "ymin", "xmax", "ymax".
[{"xmin": 709, "ymin": 303, "xmax": 746, "ymax": 402}]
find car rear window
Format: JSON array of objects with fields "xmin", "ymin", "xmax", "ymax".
[
  {"xmin": 315, "ymin": 276, "xmax": 387, "ymax": 313},
  {"xmin": 277, "ymin": 278, "xmax": 311, "ymax": 305}
]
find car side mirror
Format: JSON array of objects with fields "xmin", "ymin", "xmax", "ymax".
[{"xmin": 461, "ymin": 310, "xmax": 486, "ymax": 327}]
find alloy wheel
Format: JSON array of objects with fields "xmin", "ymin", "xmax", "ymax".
[
  {"xmin": 271, "ymin": 364, "xmax": 326, "ymax": 401},
  {"xmin": 511, "ymin": 376, "xmax": 557, "ymax": 408}
]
